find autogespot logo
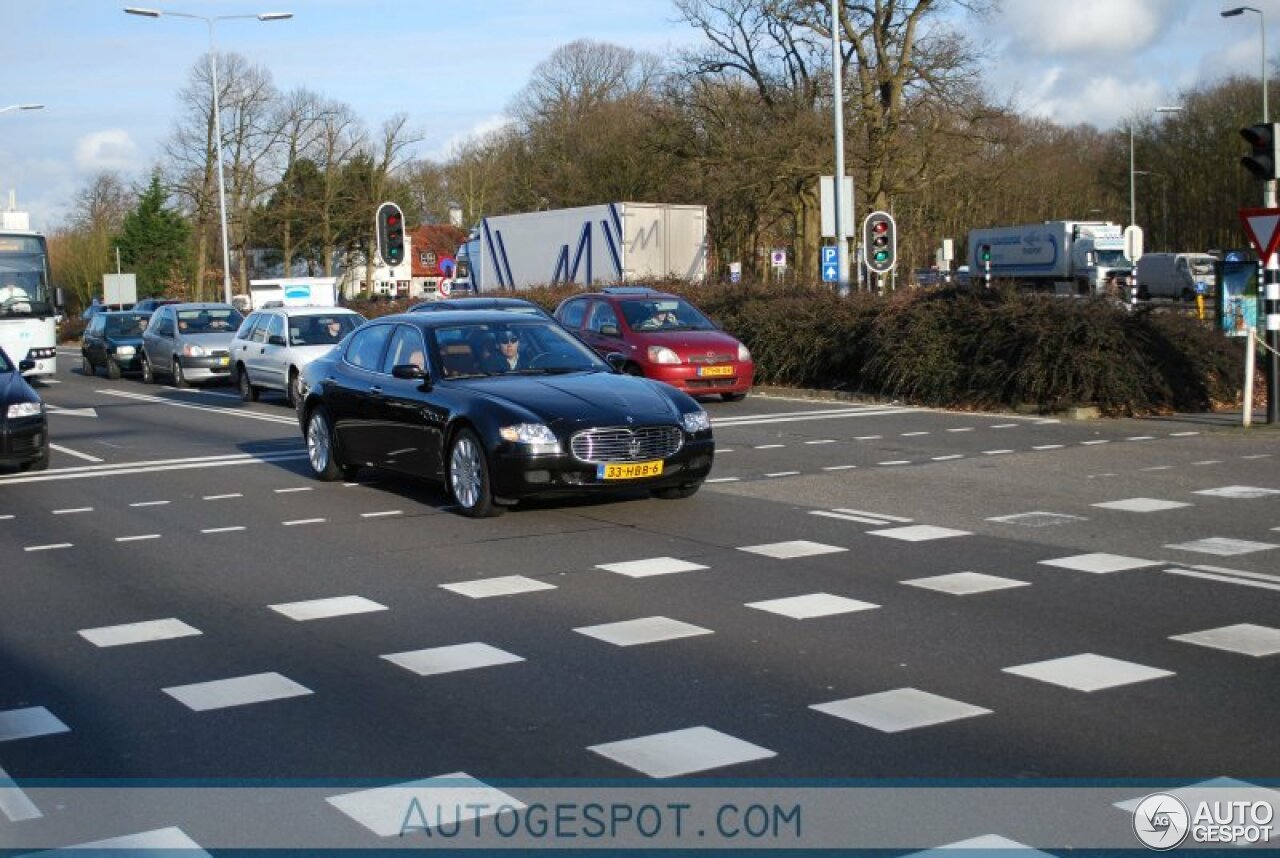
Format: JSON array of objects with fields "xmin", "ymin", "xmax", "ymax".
[{"xmin": 1134, "ymin": 793, "xmax": 1190, "ymax": 850}]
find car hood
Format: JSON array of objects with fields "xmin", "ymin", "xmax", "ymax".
[
  {"xmin": 0, "ymin": 370, "xmax": 39, "ymax": 410},
  {"xmin": 470, "ymin": 372, "xmax": 684, "ymax": 428},
  {"xmin": 639, "ymin": 329, "xmax": 741, "ymax": 356},
  {"xmin": 181, "ymin": 332, "xmax": 236, "ymax": 349}
]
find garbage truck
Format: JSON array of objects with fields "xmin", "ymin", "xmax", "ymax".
[
  {"xmin": 452, "ymin": 202, "xmax": 707, "ymax": 292},
  {"xmin": 966, "ymin": 220, "xmax": 1131, "ymax": 295}
]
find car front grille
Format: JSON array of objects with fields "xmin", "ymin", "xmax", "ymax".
[
  {"xmin": 570, "ymin": 425, "xmax": 683, "ymax": 463},
  {"xmin": 687, "ymin": 352, "xmax": 735, "ymax": 364}
]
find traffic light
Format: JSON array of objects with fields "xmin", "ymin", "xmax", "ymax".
[
  {"xmin": 863, "ymin": 211, "xmax": 897, "ymax": 274},
  {"xmin": 980, "ymin": 244, "xmax": 992, "ymax": 264},
  {"xmin": 376, "ymin": 201, "xmax": 406, "ymax": 266},
  {"xmin": 1240, "ymin": 123, "xmax": 1280, "ymax": 181}
]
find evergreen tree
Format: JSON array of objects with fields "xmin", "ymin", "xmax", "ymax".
[{"xmin": 117, "ymin": 173, "xmax": 194, "ymax": 298}]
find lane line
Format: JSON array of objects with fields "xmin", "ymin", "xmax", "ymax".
[
  {"xmin": 1, "ymin": 450, "xmax": 303, "ymax": 479},
  {"xmin": 274, "ymin": 487, "xmax": 313, "ymax": 494},
  {"xmin": 832, "ymin": 508, "xmax": 913, "ymax": 522},
  {"xmin": 283, "ymin": 518, "xmax": 326, "ymax": 526},
  {"xmin": 202, "ymin": 526, "xmax": 246, "ymax": 534},
  {"xmin": 0, "ymin": 452, "xmax": 307, "ymax": 485},
  {"xmin": 1032, "ymin": 444, "xmax": 1064, "ymax": 450},
  {"xmin": 764, "ymin": 471, "xmax": 800, "ymax": 477},
  {"xmin": 1169, "ymin": 431, "xmax": 1200, "ymax": 437},
  {"xmin": 25, "ymin": 543, "xmax": 72, "ymax": 552},
  {"xmin": 1191, "ymin": 564, "xmax": 1280, "ymax": 584},
  {"xmin": 50, "ymin": 443, "xmax": 104, "ymax": 463},
  {"xmin": 1165, "ymin": 568, "xmax": 1280, "ymax": 593},
  {"xmin": 931, "ymin": 454, "xmax": 964, "ymax": 461},
  {"xmin": 1191, "ymin": 460, "xmax": 1222, "ymax": 466},
  {"xmin": 982, "ymin": 450, "xmax": 1013, "ymax": 455},
  {"xmin": 116, "ymin": 534, "xmax": 161, "ymax": 543},
  {"xmin": 0, "ymin": 764, "xmax": 41, "ymax": 822},
  {"xmin": 947, "ymin": 428, "xmax": 975, "ymax": 433},
  {"xmin": 129, "ymin": 500, "xmax": 170, "ymax": 508},
  {"xmin": 705, "ymin": 477, "xmax": 740, "ymax": 483},
  {"xmin": 52, "ymin": 507, "xmax": 93, "ymax": 515},
  {"xmin": 901, "ymin": 431, "xmax": 930, "ymax": 437},
  {"xmin": 204, "ymin": 493, "xmax": 243, "ymax": 500},
  {"xmin": 822, "ymin": 464, "xmax": 857, "ymax": 471},
  {"xmin": 810, "ymin": 511, "xmax": 893, "ymax": 525},
  {"xmin": 878, "ymin": 460, "xmax": 911, "ymax": 466},
  {"xmin": 754, "ymin": 444, "xmax": 785, "ymax": 450},
  {"xmin": 360, "ymin": 510, "xmax": 403, "ymax": 518},
  {"xmin": 1081, "ymin": 440, "xmax": 1110, "ymax": 446},
  {"xmin": 804, "ymin": 439, "xmax": 837, "ymax": 445},
  {"xmin": 97, "ymin": 389, "xmax": 297, "ymax": 425}
]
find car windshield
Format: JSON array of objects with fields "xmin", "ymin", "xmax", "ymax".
[
  {"xmin": 0, "ymin": 349, "xmax": 10, "ymax": 373},
  {"xmin": 289, "ymin": 314, "xmax": 362, "ymax": 346},
  {"xmin": 432, "ymin": 320, "xmax": 609, "ymax": 379},
  {"xmin": 177, "ymin": 307, "xmax": 241, "ymax": 333},
  {"xmin": 619, "ymin": 298, "xmax": 716, "ymax": 332},
  {"xmin": 1191, "ymin": 259, "xmax": 1216, "ymax": 276},
  {"xmin": 105, "ymin": 314, "xmax": 148, "ymax": 337}
]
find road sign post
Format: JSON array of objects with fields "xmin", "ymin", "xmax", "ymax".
[
  {"xmin": 821, "ymin": 246, "xmax": 838, "ymax": 283},
  {"xmin": 1238, "ymin": 207, "xmax": 1280, "ymax": 424},
  {"xmin": 1123, "ymin": 225, "xmax": 1144, "ymax": 310}
]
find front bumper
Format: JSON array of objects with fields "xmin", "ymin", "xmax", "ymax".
[
  {"xmin": 179, "ymin": 354, "xmax": 233, "ymax": 381},
  {"xmin": 0, "ymin": 416, "xmax": 48, "ymax": 466},
  {"xmin": 490, "ymin": 436, "xmax": 715, "ymax": 501},
  {"xmin": 647, "ymin": 362, "xmax": 754, "ymax": 396}
]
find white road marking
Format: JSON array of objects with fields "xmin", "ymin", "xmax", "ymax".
[
  {"xmin": 0, "ymin": 763, "xmax": 41, "ymax": 821},
  {"xmin": 822, "ymin": 464, "xmax": 857, "ymax": 471},
  {"xmin": 52, "ymin": 507, "xmax": 93, "ymax": 515},
  {"xmin": 1191, "ymin": 460, "xmax": 1222, "ymax": 466},
  {"xmin": 833, "ymin": 508, "xmax": 913, "ymax": 522},
  {"xmin": 982, "ymin": 449, "xmax": 1013, "ymax": 455},
  {"xmin": 0, "ymin": 514, "xmax": 12, "ymax": 520},
  {"xmin": 361, "ymin": 510, "xmax": 403, "ymax": 518},
  {"xmin": 870, "ymin": 525, "xmax": 972, "ymax": 541},
  {"xmin": 931, "ymin": 454, "xmax": 964, "ymax": 461},
  {"xmin": 706, "ymin": 477, "xmax": 740, "ymax": 483},
  {"xmin": 804, "ymin": 439, "xmax": 837, "ymax": 445},
  {"xmin": 946, "ymin": 427, "xmax": 975, "ymax": 433},
  {"xmin": 116, "ymin": 534, "xmax": 161, "ymax": 543},
  {"xmin": 270, "ymin": 595, "xmax": 388, "ymax": 621},
  {"xmin": 0, "ymin": 706, "xmax": 70, "ymax": 741},
  {"xmin": 282, "ymin": 518, "xmax": 326, "ymax": 526},
  {"xmin": 274, "ymin": 487, "xmax": 313, "ymax": 494},
  {"xmin": 855, "ymin": 435, "xmax": 882, "ymax": 440},
  {"xmin": 1141, "ymin": 465, "xmax": 1173, "ymax": 471},
  {"xmin": 878, "ymin": 460, "xmax": 911, "ymax": 466},
  {"xmin": 754, "ymin": 444, "xmax": 785, "ymax": 449},
  {"xmin": 97, "ymin": 388, "xmax": 297, "ymax": 424},
  {"xmin": 1032, "ymin": 444, "xmax": 1064, "ymax": 450},
  {"xmin": 327, "ymin": 774, "xmax": 523, "ymax": 837},
  {"xmin": 164, "ymin": 672, "xmax": 313, "ymax": 711},
  {"xmin": 46, "ymin": 404, "xmax": 99, "ymax": 418},
  {"xmin": 201, "ymin": 526, "xmax": 246, "ymax": 534},
  {"xmin": 901, "ymin": 431, "xmax": 930, "ymax": 437},
  {"xmin": 765, "ymin": 470, "xmax": 800, "ymax": 477},
  {"xmin": 746, "ymin": 593, "xmax": 879, "ymax": 619},
  {"xmin": 0, "ymin": 451, "xmax": 307, "ymax": 485},
  {"xmin": 24, "ymin": 543, "xmax": 72, "ymax": 552},
  {"xmin": 989, "ymin": 424, "xmax": 1018, "ymax": 429},
  {"xmin": 1164, "ymin": 568, "xmax": 1280, "ymax": 592},
  {"xmin": 1242, "ymin": 453, "xmax": 1272, "ymax": 460},
  {"xmin": 441, "ymin": 576, "xmax": 557, "ymax": 598},
  {"xmin": 1126, "ymin": 436, "xmax": 1156, "ymax": 441},
  {"xmin": 50, "ymin": 443, "xmax": 103, "ymax": 463},
  {"xmin": 204, "ymin": 493, "xmax": 243, "ymax": 500},
  {"xmin": 588, "ymin": 726, "xmax": 775, "ymax": 779},
  {"xmin": 810, "ymin": 510, "xmax": 892, "ymax": 525},
  {"xmin": 130, "ymin": 500, "xmax": 170, "ymax": 507},
  {"xmin": 79, "ymin": 618, "xmax": 201, "ymax": 647},
  {"xmin": 1081, "ymin": 440, "xmax": 1110, "ymax": 446},
  {"xmin": 812, "ymin": 688, "xmax": 990, "ymax": 733},
  {"xmin": 382, "ymin": 643, "xmax": 525, "ymax": 676},
  {"xmin": 1169, "ymin": 431, "xmax": 1200, "ymax": 437},
  {"xmin": 713, "ymin": 405, "xmax": 909, "ymax": 426}
]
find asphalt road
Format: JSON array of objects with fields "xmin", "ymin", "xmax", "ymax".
[{"xmin": 1, "ymin": 349, "xmax": 1277, "ymax": 853}]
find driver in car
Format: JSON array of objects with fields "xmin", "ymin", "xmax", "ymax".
[{"xmin": 494, "ymin": 330, "xmax": 531, "ymax": 371}]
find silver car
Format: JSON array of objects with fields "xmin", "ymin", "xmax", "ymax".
[
  {"xmin": 231, "ymin": 306, "xmax": 364, "ymax": 406},
  {"xmin": 140, "ymin": 303, "xmax": 243, "ymax": 387}
]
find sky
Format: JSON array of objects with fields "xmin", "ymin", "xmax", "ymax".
[{"xmin": 0, "ymin": 0, "xmax": 1275, "ymax": 232}]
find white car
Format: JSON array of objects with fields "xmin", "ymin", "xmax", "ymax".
[{"xmin": 231, "ymin": 306, "xmax": 365, "ymax": 406}]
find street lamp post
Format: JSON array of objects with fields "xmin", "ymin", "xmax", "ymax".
[
  {"xmin": 1129, "ymin": 106, "xmax": 1182, "ymax": 229},
  {"xmin": 124, "ymin": 7, "xmax": 292, "ymax": 305}
]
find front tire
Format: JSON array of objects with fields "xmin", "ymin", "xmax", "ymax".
[
  {"xmin": 141, "ymin": 354, "xmax": 154, "ymax": 384},
  {"xmin": 172, "ymin": 359, "xmax": 188, "ymax": 388},
  {"xmin": 287, "ymin": 369, "xmax": 301, "ymax": 408},
  {"xmin": 238, "ymin": 366, "xmax": 259, "ymax": 402},
  {"xmin": 721, "ymin": 391, "xmax": 747, "ymax": 402},
  {"xmin": 20, "ymin": 445, "xmax": 49, "ymax": 472},
  {"xmin": 81, "ymin": 355, "xmax": 95, "ymax": 377},
  {"xmin": 305, "ymin": 406, "xmax": 343, "ymax": 481},
  {"xmin": 106, "ymin": 359, "xmax": 122, "ymax": 380},
  {"xmin": 448, "ymin": 428, "xmax": 501, "ymax": 517}
]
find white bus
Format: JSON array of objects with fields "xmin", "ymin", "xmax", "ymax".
[{"xmin": 0, "ymin": 228, "xmax": 58, "ymax": 378}]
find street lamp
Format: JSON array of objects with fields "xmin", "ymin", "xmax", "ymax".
[
  {"xmin": 0, "ymin": 104, "xmax": 44, "ymax": 115},
  {"xmin": 1222, "ymin": 6, "xmax": 1270, "ymax": 204},
  {"xmin": 1129, "ymin": 106, "xmax": 1182, "ymax": 228},
  {"xmin": 124, "ymin": 7, "xmax": 292, "ymax": 305}
]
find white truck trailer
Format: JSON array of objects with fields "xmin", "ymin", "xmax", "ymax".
[
  {"xmin": 452, "ymin": 202, "xmax": 707, "ymax": 293},
  {"xmin": 966, "ymin": 220, "xmax": 1131, "ymax": 295},
  {"xmin": 242, "ymin": 277, "xmax": 339, "ymax": 311}
]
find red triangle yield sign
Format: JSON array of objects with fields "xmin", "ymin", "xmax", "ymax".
[{"xmin": 1239, "ymin": 207, "xmax": 1280, "ymax": 259}]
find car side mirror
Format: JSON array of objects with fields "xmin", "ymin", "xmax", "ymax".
[
  {"xmin": 18, "ymin": 359, "xmax": 35, "ymax": 373},
  {"xmin": 268, "ymin": 335, "xmax": 286, "ymax": 347},
  {"xmin": 599, "ymin": 323, "xmax": 619, "ymax": 337},
  {"xmin": 392, "ymin": 363, "xmax": 427, "ymax": 381},
  {"xmin": 605, "ymin": 353, "xmax": 628, "ymax": 373}
]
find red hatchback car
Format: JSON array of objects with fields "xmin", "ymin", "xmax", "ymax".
[{"xmin": 554, "ymin": 287, "xmax": 754, "ymax": 401}]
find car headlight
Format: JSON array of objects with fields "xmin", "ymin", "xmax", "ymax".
[
  {"xmin": 113, "ymin": 345, "xmax": 136, "ymax": 356},
  {"xmin": 499, "ymin": 423, "xmax": 561, "ymax": 453},
  {"xmin": 647, "ymin": 346, "xmax": 681, "ymax": 365},
  {"xmin": 681, "ymin": 410, "xmax": 711, "ymax": 434},
  {"xmin": 182, "ymin": 343, "xmax": 207, "ymax": 357},
  {"xmin": 737, "ymin": 342, "xmax": 752, "ymax": 362},
  {"xmin": 7, "ymin": 401, "xmax": 42, "ymax": 419}
]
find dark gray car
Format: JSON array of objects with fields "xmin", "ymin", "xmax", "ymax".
[{"xmin": 140, "ymin": 302, "xmax": 242, "ymax": 387}]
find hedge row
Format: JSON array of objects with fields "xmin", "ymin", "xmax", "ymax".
[{"xmin": 60, "ymin": 283, "xmax": 1246, "ymax": 416}]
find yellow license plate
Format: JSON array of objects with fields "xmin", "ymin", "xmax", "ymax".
[
  {"xmin": 597, "ymin": 460, "xmax": 664, "ymax": 480},
  {"xmin": 697, "ymin": 365, "xmax": 733, "ymax": 377}
]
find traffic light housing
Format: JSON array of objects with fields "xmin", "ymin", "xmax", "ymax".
[
  {"xmin": 1240, "ymin": 123, "xmax": 1280, "ymax": 181},
  {"xmin": 376, "ymin": 201, "xmax": 406, "ymax": 266},
  {"xmin": 863, "ymin": 211, "xmax": 897, "ymax": 275},
  {"xmin": 980, "ymin": 244, "xmax": 992, "ymax": 264}
]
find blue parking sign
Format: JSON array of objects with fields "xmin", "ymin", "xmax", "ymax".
[{"xmin": 821, "ymin": 246, "xmax": 838, "ymax": 282}]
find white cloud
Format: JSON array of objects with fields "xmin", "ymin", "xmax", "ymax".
[
  {"xmin": 429, "ymin": 114, "xmax": 516, "ymax": 162},
  {"xmin": 999, "ymin": 0, "xmax": 1182, "ymax": 57},
  {"xmin": 73, "ymin": 129, "xmax": 139, "ymax": 172}
]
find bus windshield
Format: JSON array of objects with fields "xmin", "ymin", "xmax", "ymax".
[{"xmin": 0, "ymin": 234, "xmax": 53, "ymax": 317}]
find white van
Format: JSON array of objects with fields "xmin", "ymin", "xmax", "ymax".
[{"xmin": 1135, "ymin": 253, "xmax": 1217, "ymax": 301}]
